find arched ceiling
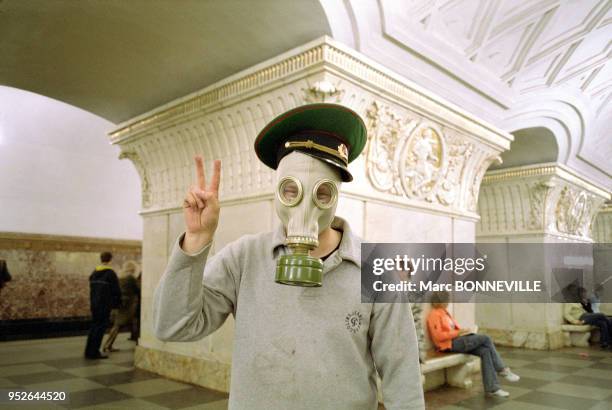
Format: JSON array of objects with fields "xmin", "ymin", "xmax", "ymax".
[
  {"xmin": 490, "ymin": 127, "xmax": 558, "ymax": 170},
  {"xmin": 0, "ymin": 0, "xmax": 331, "ymax": 123},
  {"xmin": 322, "ymin": 0, "xmax": 611, "ymax": 188},
  {"xmin": 1, "ymin": 0, "xmax": 609, "ymax": 188}
]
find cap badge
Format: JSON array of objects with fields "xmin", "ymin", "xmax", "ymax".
[{"xmin": 338, "ymin": 144, "xmax": 348, "ymax": 162}]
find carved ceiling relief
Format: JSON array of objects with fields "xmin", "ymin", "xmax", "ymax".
[
  {"xmin": 364, "ymin": 101, "xmax": 475, "ymax": 209},
  {"xmin": 554, "ymin": 186, "xmax": 600, "ymax": 239},
  {"xmin": 118, "ymin": 150, "xmax": 152, "ymax": 208},
  {"xmin": 468, "ymin": 153, "xmax": 501, "ymax": 212},
  {"xmin": 527, "ymin": 181, "xmax": 554, "ymax": 230},
  {"xmin": 302, "ymin": 81, "xmax": 344, "ymax": 103},
  {"xmin": 381, "ymin": 0, "xmax": 612, "ymax": 116}
]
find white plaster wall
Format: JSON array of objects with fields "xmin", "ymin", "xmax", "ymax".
[
  {"xmin": 0, "ymin": 86, "xmax": 141, "ymax": 239},
  {"xmin": 140, "ymin": 200, "xmax": 275, "ymax": 365}
]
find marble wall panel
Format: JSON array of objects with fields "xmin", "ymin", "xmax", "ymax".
[
  {"xmin": 364, "ymin": 202, "xmax": 454, "ymax": 242},
  {"xmin": 336, "ymin": 195, "xmax": 365, "ymax": 237},
  {"xmin": 0, "ymin": 234, "xmax": 140, "ymax": 321}
]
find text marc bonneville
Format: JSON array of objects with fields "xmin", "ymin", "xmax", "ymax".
[{"xmin": 372, "ymin": 280, "xmax": 542, "ymax": 292}]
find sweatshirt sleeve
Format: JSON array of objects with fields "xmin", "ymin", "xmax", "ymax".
[
  {"xmin": 152, "ymin": 233, "xmax": 240, "ymax": 342},
  {"xmin": 369, "ymin": 302, "xmax": 425, "ymax": 410}
]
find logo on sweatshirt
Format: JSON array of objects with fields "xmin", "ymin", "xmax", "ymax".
[{"xmin": 345, "ymin": 310, "xmax": 363, "ymax": 333}]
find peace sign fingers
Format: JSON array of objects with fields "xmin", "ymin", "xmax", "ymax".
[
  {"xmin": 209, "ymin": 159, "xmax": 221, "ymax": 195},
  {"xmin": 195, "ymin": 155, "xmax": 206, "ymax": 191}
]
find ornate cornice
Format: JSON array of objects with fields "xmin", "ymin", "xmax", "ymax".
[
  {"xmin": 362, "ymin": 100, "xmax": 500, "ymax": 212},
  {"xmin": 109, "ymin": 36, "xmax": 512, "ymax": 150},
  {"xmin": 477, "ymin": 163, "xmax": 610, "ymax": 240},
  {"xmin": 0, "ymin": 232, "xmax": 142, "ymax": 253},
  {"xmin": 593, "ymin": 201, "xmax": 612, "ymax": 242},
  {"xmin": 109, "ymin": 37, "xmax": 512, "ymax": 217},
  {"xmin": 482, "ymin": 163, "xmax": 611, "ymax": 199},
  {"xmin": 598, "ymin": 202, "xmax": 612, "ymax": 213}
]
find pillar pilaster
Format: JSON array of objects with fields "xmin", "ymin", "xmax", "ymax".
[{"xmin": 476, "ymin": 164, "xmax": 610, "ymax": 349}]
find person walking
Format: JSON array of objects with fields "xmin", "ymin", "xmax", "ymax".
[
  {"xmin": 102, "ymin": 261, "xmax": 140, "ymax": 352},
  {"xmin": 84, "ymin": 252, "xmax": 121, "ymax": 359}
]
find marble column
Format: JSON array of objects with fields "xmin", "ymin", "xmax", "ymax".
[
  {"xmin": 109, "ymin": 36, "xmax": 511, "ymax": 391},
  {"xmin": 593, "ymin": 202, "xmax": 612, "ymax": 315},
  {"xmin": 476, "ymin": 164, "xmax": 610, "ymax": 349}
]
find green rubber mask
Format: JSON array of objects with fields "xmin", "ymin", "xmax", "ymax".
[{"xmin": 274, "ymin": 152, "xmax": 341, "ymax": 287}]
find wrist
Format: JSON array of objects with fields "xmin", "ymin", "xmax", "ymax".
[{"xmin": 183, "ymin": 232, "xmax": 212, "ymax": 254}]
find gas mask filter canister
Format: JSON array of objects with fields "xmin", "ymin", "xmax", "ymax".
[{"xmin": 274, "ymin": 152, "xmax": 341, "ymax": 287}]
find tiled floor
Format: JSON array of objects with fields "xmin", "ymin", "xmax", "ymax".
[
  {"xmin": 0, "ymin": 335, "xmax": 610, "ymax": 409},
  {"xmin": 429, "ymin": 345, "xmax": 612, "ymax": 410},
  {"xmin": 0, "ymin": 334, "xmax": 228, "ymax": 409}
]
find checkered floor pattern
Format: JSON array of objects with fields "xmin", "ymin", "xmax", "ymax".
[
  {"xmin": 430, "ymin": 345, "xmax": 612, "ymax": 410},
  {"xmin": 1, "ymin": 334, "xmax": 611, "ymax": 409},
  {"xmin": 0, "ymin": 335, "xmax": 228, "ymax": 409}
]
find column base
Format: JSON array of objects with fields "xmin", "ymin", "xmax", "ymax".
[
  {"xmin": 134, "ymin": 345, "xmax": 231, "ymax": 392},
  {"xmin": 480, "ymin": 327, "xmax": 565, "ymax": 350}
]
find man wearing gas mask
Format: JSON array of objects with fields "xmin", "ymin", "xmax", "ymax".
[{"xmin": 153, "ymin": 104, "xmax": 425, "ymax": 409}]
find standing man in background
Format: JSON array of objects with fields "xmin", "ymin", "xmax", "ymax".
[
  {"xmin": 0, "ymin": 259, "xmax": 11, "ymax": 297},
  {"xmin": 85, "ymin": 251, "xmax": 121, "ymax": 359}
]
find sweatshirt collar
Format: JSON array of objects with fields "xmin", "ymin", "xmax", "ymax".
[
  {"xmin": 95, "ymin": 264, "xmax": 112, "ymax": 271},
  {"xmin": 271, "ymin": 216, "xmax": 361, "ymax": 267}
]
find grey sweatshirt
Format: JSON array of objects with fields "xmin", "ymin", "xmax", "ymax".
[{"xmin": 153, "ymin": 217, "xmax": 425, "ymax": 410}]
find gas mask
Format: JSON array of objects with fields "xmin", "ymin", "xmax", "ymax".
[{"xmin": 274, "ymin": 151, "xmax": 341, "ymax": 287}]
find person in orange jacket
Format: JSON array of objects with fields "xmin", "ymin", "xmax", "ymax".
[{"xmin": 426, "ymin": 291, "xmax": 519, "ymax": 397}]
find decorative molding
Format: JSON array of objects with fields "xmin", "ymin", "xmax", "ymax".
[
  {"xmin": 109, "ymin": 37, "xmax": 512, "ymax": 148},
  {"xmin": 527, "ymin": 181, "xmax": 554, "ymax": 230},
  {"xmin": 483, "ymin": 162, "xmax": 610, "ymax": 198},
  {"xmin": 109, "ymin": 37, "xmax": 511, "ymax": 217},
  {"xmin": 366, "ymin": 0, "xmax": 612, "ymax": 180},
  {"xmin": 302, "ymin": 80, "xmax": 344, "ymax": 103},
  {"xmin": 555, "ymin": 187, "xmax": 594, "ymax": 238},
  {"xmin": 0, "ymin": 232, "xmax": 141, "ymax": 253},
  {"xmin": 477, "ymin": 163, "xmax": 610, "ymax": 240},
  {"xmin": 119, "ymin": 151, "xmax": 151, "ymax": 208},
  {"xmin": 593, "ymin": 202, "xmax": 612, "ymax": 242},
  {"xmin": 363, "ymin": 101, "xmax": 500, "ymax": 211},
  {"xmin": 377, "ymin": 0, "xmax": 612, "ymax": 119}
]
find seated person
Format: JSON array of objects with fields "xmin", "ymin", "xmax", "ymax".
[
  {"xmin": 564, "ymin": 286, "xmax": 612, "ymax": 349},
  {"xmin": 588, "ymin": 284, "xmax": 602, "ymax": 314},
  {"xmin": 426, "ymin": 291, "xmax": 519, "ymax": 398}
]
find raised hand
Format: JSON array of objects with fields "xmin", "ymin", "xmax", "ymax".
[{"xmin": 182, "ymin": 156, "xmax": 221, "ymax": 253}]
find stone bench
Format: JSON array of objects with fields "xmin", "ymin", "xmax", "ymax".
[
  {"xmin": 562, "ymin": 324, "xmax": 596, "ymax": 347},
  {"xmin": 375, "ymin": 350, "xmax": 479, "ymax": 403},
  {"xmin": 420, "ymin": 350, "xmax": 480, "ymax": 389}
]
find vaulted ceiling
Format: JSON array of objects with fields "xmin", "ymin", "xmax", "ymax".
[
  {"xmin": 323, "ymin": 0, "xmax": 611, "ymax": 187},
  {"xmin": 0, "ymin": 0, "xmax": 330, "ymax": 123},
  {"xmin": 1, "ymin": 0, "xmax": 610, "ymax": 187}
]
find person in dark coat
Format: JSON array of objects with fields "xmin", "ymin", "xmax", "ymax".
[
  {"xmin": 84, "ymin": 252, "xmax": 121, "ymax": 359},
  {"xmin": 0, "ymin": 259, "xmax": 11, "ymax": 293}
]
